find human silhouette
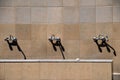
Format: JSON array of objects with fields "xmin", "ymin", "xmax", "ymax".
[
  {"xmin": 5, "ymin": 35, "xmax": 26, "ymax": 59},
  {"xmin": 93, "ymin": 35, "xmax": 116, "ymax": 56},
  {"xmin": 49, "ymin": 35, "xmax": 65, "ymax": 59}
]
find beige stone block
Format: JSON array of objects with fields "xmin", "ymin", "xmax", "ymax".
[
  {"xmin": 0, "ymin": 8, "xmax": 15, "ymax": 23},
  {"xmin": 0, "ymin": 63, "xmax": 5, "ymax": 80},
  {"xmin": 30, "ymin": 40, "xmax": 47, "ymax": 59},
  {"xmin": 47, "ymin": 24, "xmax": 63, "ymax": 39},
  {"xmin": 92, "ymin": 63, "xmax": 112, "ymax": 80},
  {"xmin": 96, "ymin": 6, "xmax": 113, "ymax": 22},
  {"xmin": 57, "ymin": 63, "xmax": 80, "ymax": 79},
  {"xmin": 14, "ymin": 0, "xmax": 30, "ymax": 7},
  {"xmin": 96, "ymin": 0, "xmax": 113, "ymax": 6},
  {"xmin": 15, "ymin": 24, "xmax": 31, "ymax": 40},
  {"xmin": 74, "ymin": 63, "xmax": 92, "ymax": 79},
  {"xmin": 80, "ymin": 7, "xmax": 96, "ymax": 22},
  {"xmin": 30, "ymin": 0, "xmax": 47, "ymax": 7},
  {"xmin": 80, "ymin": 40, "xmax": 98, "ymax": 59},
  {"xmin": 0, "ymin": 24, "xmax": 15, "ymax": 39},
  {"xmin": 39, "ymin": 63, "xmax": 92, "ymax": 80},
  {"xmin": 4, "ymin": 63, "xmax": 22, "ymax": 80},
  {"xmin": 62, "ymin": 24, "xmax": 80, "ymax": 40},
  {"xmin": 113, "ymin": 56, "xmax": 120, "ymax": 72},
  {"xmin": 113, "ymin": 40, "xmax": 120, "ymax": 72},
  {"xmin": 31, "ymin": 24, "xmax": 47, "ymax": 40},
  {"xmin": 31, "ymin": 7, "xmax": 48, "ymax": 23},
  {"xmin": 22, "ymin": 63, "xmax": 40, "ymax": 80},
  {"xmin": 40, "ymin": 63, "xmax": 64, "ymax": 79},
  {"xmin": 39, "ymin": 63, "xmax": 58, "ymax": 79},
  {"xmin": 1, "ymin": 63, "xmax": 112, "ymax": 80},
  {"xmin": 77, "ymin": 63, "xmax": 92, "ymax": 80},
  {"xmin": 47, "ymin": 0, "xmax": 62, "ymax": 7},
  {"xmin": 0, "ymin": 0, "xmax": 14, "ymax": 7},
  {"xmin": 63, "ymin": 0, "xmax": 79, "ymax": 6},
  {"xmin": 113, "ymin": 23, "xmax": 120, "ymax": 40},
  {"xmin": 113, "ymin": 0, "xmax": 120, "ymax": 6},
  {"xmin": 80, "ymin": 23, "xmax": 96, "ymax": 40},
  {"xmin": 79, "ymin": 0, "xmax": 96, "ymax": 6},
  {"xmin": 63, "ymin": 7, "xmax": 79, "ymax": 24},
  {"xmin": 96, "ymin": 23, "xmax": 113, "ymax": 39},
  {"xmin": 48, "ymin": 7, "xmax": 63, "ymax": 23},
  {"xmin": 53, "ymin": 63, "xmax": 71, "ymax": 79},
  {"xmin": 16, "ymin": 7, "xmax": 31, "ymax": 24},
  {"xmin": 63, "ymin": 40, "xmax": 80, "ymax": 59},
  {"xmin": 113, "ymin": 6, "xmax": 120, "ymax": 22}
]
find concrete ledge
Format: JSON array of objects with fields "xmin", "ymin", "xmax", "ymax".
[
  {"xmin": 113, "ymin": 73, "xmax": 120, "ymax": 75},
  {"xmin": 0, "ymin": 59, "xmax": 113, "ymax": 63},
  {"xmin": 113, "ymin": 73, "xmax": 120, "ymax": 80}
]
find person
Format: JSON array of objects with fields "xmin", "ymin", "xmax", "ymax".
[
  {"xmin": 4, "ymin": 35, "xmax": 26, "ymax": 59},
  {"xmin": 93, "ymin": 35, "xmax": 116, "ymax": 56},
  {"xmin": 49, "ymin": 35, "xmax": 65, "ymax": 59}
]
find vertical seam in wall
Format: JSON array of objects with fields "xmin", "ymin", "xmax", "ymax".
[
  {"xmin": 38, "ymin": 63, "xmax": 40, "ymax": 80},
  {"xmin": 62, "ymin": 0, "xmax": 63, "ymax": 7},
  {"xmin": 30, "ymin": 6, "xmax": 31, "ymax": 41},
  {"xmin": 3, "ymin": 63, "xmax": 5, "ymax": 80},
  {"xmin": 112, "ymin": 0, "xmax": 113, "ymax": 40},
  {"xmin": 21, "ymin": 63, "xmax": 23, "ymax": 80},
  {"xmin": 5, "ymin": 64, "xmax": 7, "ymax": 80},
  {"xmin": 29, "ymin": 0, "xmax": 31, "ymax": 58},
  {"xmin": 95, "ymin": 0, "xmax": 97, "ymax": 36},
  {"xmin": 46, "ymin": 6, "xmax": 48, "ymax": 58},
  {"xmin": 78, "ymin": 0, "xmax": 80, "ymax": 25},
  {"xmin": 46, "ymin": 0, "xmax": 48, "ymax": 57},
  {"xmin": 111, "ymin": 61, "xmax": 114, "ymax": 80},
  {"xmin": 29, "ymin": 0, "xmax": 33, "ymax": 57},
  {"xmin": 78, "ymin": 0, "xmax": 80, "ymax": 58},
  {"xmin": 14, "ymin": 6, "xmax": 16, "ymax": 25},
  {"xmin": 79, "ymin": 0, "xmax": 81, "ymax": 58},
  {"xmin": 29, "ymin": 1, "xmax": 32, "ymax": 24},
  {"xmin": 62, "ymin": 0, "xmax": 63, "ymax": 24},
  {"xmin": 79, "ymin": 0, "xmax": 80, "ymax": 57},
  {"xmin": 112, "ymin": 0, "xmax": 113, "ymax": 24},
  {"xmin": 14, "ymin": 6, "xmax": 16, "ymax": 37}
]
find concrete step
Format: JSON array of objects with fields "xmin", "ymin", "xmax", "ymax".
[{"xmin": 113, "ymin": 73, "xmax": 120, "ymax": 80}]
